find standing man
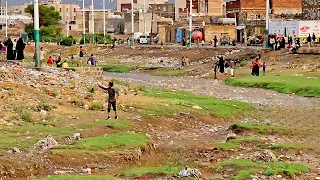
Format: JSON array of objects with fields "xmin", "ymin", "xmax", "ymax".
[
  {"xmin": 312, "ymin": 33, "xmax": 316, "ymax": 44},
  {"xmin": 98, "ymin": 82, "xmax": 119, "ymax": 120},
  {"xmin": 307, "ymin": 34, "xmax": 312, "ymax": 49},
  {"xmin": 79, "ymin": 46, "xmax": 85, "ymax": 67},
  {"xmin": 13, "ymin": 39, "xmax": 17, "ymax": 60}
]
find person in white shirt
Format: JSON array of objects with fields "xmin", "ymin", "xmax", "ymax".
[{"xmin": 13, "ymin": 39, "xmax": 17, "ymax": 60}]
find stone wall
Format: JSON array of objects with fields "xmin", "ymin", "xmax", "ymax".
[{"xmin": 204, "ymin": 25, "xmax": 237, "ymax": 42}]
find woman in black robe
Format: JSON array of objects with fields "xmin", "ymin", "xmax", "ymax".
[
  {"xmin": 4, "ymin": 38, "xmax": 14, "ymax": 60},
  {"xmin": 218, "ymin": 56, "xmax": 225, "ymax": 73},
  {"xmin": 16, "ymin": 38, "xmax": 26, "ymax": 60}
]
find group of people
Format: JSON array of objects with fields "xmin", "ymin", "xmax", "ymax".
[
  {"xmin": 46, "ymin": 51, "xmax": 69, "ymax": 68},
  {"xmin": 1, "ymin": 38, "xmax": 26, "ymax": 60},
  {"xmin": 213, "ymin": 55, "xmax": 236, "ymax": 78},
  {"xmin": 250, "ymin": 53, "xmax": 267, "ymax": 76}
]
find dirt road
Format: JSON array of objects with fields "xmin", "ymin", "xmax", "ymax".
[{"xmin": 103, "ymin": 72, "xmax": 320, "ymax": 108}]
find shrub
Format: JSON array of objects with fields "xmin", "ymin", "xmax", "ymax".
[
  {"xmin": 70, "ymin": 98, "xmax": 85, "ymax": 107},
  {"xmin": 34, "ymin": 102, "xmax": 56, "ymax": 111},
  {"xmin": 89, "ymin": 102, "xmax": 104, "ymax": 110},
  {"xmin": 60, "ymin": 37, "xmax": 73, "ymax": 46},
  {"xmin": 19, "ymin": 110, "xmax": 33, "ymax": 122}
]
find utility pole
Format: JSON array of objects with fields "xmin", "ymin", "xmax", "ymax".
[
  {"xmin": 91, "ymin": 0, "xmax": 95, "ymax": 44},
  {"xmin": 265, "ymin": 0, "xmax": 269, "ymax": 48},
  {"xmin": 83, "ymin": 0, "xmax": 85, "ymax": 44},
  {"xmin": 143, "ymin": 0, "xmax": 146, "ymax": 35},
  {"xmin": 5, "ymin": 0, "xmax": 7, "ymax": 37},
  {"xmin": 131, "ymin": 0, "xmax": 134, "ymax": 46},
  {"xmin": 189, "ymin": 0, "xmax": 192, "ymax": 47},
  {"xmin": 103, "ymin": 0, "xmax": 106, "ymax": 44},
  {"xmin": 66, "ymin": 15, "xmax": 69, "ymax": 37},
  {"xmin": 34, "ymin": 0, "xmax": 40, "ymax": 68}
]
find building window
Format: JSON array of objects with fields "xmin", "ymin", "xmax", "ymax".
[
  {"xmin": 59, "ymin": 8, "xmax": 62, "ymax": 12},
  {"xmin": 74, "ymin": 16, "xmax": 76, "ymax": 20},
  {"xmin": 74, "ymin": 8, "xmax": 76, "ymax": 12},
  {"xmin": 163, "ymin": 6, "xmax": 166, "ymax": 11}
]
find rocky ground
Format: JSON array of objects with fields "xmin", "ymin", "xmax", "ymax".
[{"xmin": 0, "ymin": 45, "xmax": 319, "ymax": 180}]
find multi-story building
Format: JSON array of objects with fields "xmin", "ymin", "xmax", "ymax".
[
  {"xmin": 175, "ymin": 0, "xmax": 224, "ymax": 21},
  {"xmin": 46, "ymin": 0, "xmax": 81, "ymax": 25},
  {"xmin": 117, "ymin": 0, "xmax": 168, "ymax": 12},
  {"xmin": 303, "ymin": 0, "xmax": 320, "ymax": 20}
]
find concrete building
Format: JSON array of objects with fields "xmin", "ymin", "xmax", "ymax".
[
  {"xmin": 117, "ymin": 0, "xmax": 169, "ymax": 12},
  {"xmin": 303, "ymin": 0, "xmax": 320, "ymax": 20},
  {"xmin": 175, "ymin": 0, "xmax": 224, "ymax": 21}
]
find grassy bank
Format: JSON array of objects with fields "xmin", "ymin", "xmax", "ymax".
[
  {"xmin": 225, "ymin": 73, "xmax": 320, "ymax": 97},
  {"xmin": 140, "ymin": 88, "xmax": 254, "ymax": 118},
  {"xmin": 99, "ymin": 64, "xmax": 135, "ymax": 73}
]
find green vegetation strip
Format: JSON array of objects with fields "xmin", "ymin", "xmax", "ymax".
[
  {"xmin": 41, "ymin": 175, "xmax": 121, "ymax": 180},
  {"xmin": 225, "ymin": 74, "xmax": 320, "ymax": 97},
  {"xmin": 152, "ymin": 70, "xmax": 186, "ymax": 77},
  {"xmin": 121, "ymin": 166, "xmax": 181, "ymax": 176},
  {"xmin": 62, "ymin": 132, "xmax": 151, "ymax": 150},
  {"xmin": 99, "ymin": 64, "xmax": 135, "ymax": 73},
  {"xmin": 78, "ymin": 120, "xmax": 132, "ymax": 130},
  {"xmin": 216, "ymin": 137, "xmax": 263, "ymax": 150},
  {"xmin": 141, "ymin": 88, "xmax": 254, "ymax": 118},
  {"xmin": 217, "ymin": 159, "xmax": 309, "ymax": 178},
  {"xmin": 0, "ymin": 124, "xmax": 75, "ymax": 152},
  {"xmin": 229, "ymin": 122, "xmax": 289, "ymax": 134}
]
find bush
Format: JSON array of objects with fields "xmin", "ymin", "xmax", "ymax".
[
  {"xmin": 70, "ymin": 98, "xmax": 85, "ymax": 107},
  {"xmin": 89, "ymin": 102, "xmax": 104, "ymax": 110},
  {"xmin": 80, "ymin": 37, "xmax": 90, "ymax": 44},
  {"xmin": 19, "ymin": 110, "xmax": 33, "ymax": 122},
  {"xmin": 60, "ymin": 37, "xmax": 74, "ymax": 46},
  {"xmin": 34, "ymin": 102, "xmax": 56, "ymax": 112}
]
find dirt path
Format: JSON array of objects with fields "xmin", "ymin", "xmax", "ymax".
[{"xmin": 103, "ymin": 72, "xmax": 320, "ymax": 108}]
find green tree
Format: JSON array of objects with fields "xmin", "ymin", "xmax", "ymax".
[
  {"xmin": 25, "ymin": 4, "xmax": 62, "ymax": 40},
  {"xmin": 26, "ymin": 4, "xmax": 61, "ymax": 27}
]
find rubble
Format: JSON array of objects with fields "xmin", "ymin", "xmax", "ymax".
[
  {"xmin": 177, "ymin": 166, "xmax": 202, "ymax": 178},
  {"xmin": 253, "ymin": 150, "xmax": 278, "ymax": 162},
  {"xmin": 34, "ymin": 135, "xmax": 59, "ymax": 150},
  {"xmin": 8, "ymin": 147, "xmax": 21, "ymax": 153}
]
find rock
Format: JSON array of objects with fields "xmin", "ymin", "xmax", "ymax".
[
  {"xmin": 86, "ymin": 164, "xmax": 98, "ymax": 169},
  {"xmin": 40, "ymin": 110, "xmax": 47, "ymax": 116},
  {"xmin": 315, "ymin": 177, "xmax": 320, "ymax": 180},
  {"xmin": 253, "ymin": 150, "xmax": 277, "ymax": 162},
  {"xmin": 276, "ymin": 175, "xmax": 282, "ymax": 178},
  {"xmin": 226, "ymin": 132, "xmax": 237, "ymax": 141},
  {"xmin": 72, "ymin": 133, "xmax": 83, "ymax": 140},
  {"xmin": 192, "ymin": 105, "xmax": 203, "ymax": 110},
  {"xmin": 8, "ymin": 147, "xmax": 21, "ymax": 153}
]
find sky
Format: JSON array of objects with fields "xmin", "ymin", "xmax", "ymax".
[{"xmin": 7, "ymin": 0, "xmax": 117, "ymax": 10}]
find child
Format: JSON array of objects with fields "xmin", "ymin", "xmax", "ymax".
[
  {"xmin": 263, "ymin": 62, "xmax": 267, "ymax": 75},
  {"xmin": 97, "ymin": 81, "xmax": 119, "ymax": 120},
  {"xmin": 47, "ymin": 56, "xmax": 53, "ymax": 66}
]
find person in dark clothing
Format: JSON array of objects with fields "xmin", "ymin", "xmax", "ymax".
[
  {"xmin": 288, "ymin": 35, "xmax": 293, "ymax": 45},
  {"xmin": 16, "ymin": 38, "xmax": 26, "ymax": 60},
  {"xmin": 182, "ymin": 38, "xmax": 186, "ymax": 46},
  {"xmin": 251, "ymin": 59, "xmax": 262, "ymax": 76},
  {"xmin": 281, "ymin": 37, "xmax": 286, "ymax": 48},
  {"xmin": 296, "ymin": 38, "xmax": 301, "ymax": 48},
  {"xmin": 312, "ymin": 33, "xmax": 316, "ymax": 43},
  {"xmin": 213, "ymin": 36, "xmax": 218, "ymax": 47},
  {"xmin": 56, "ymin": 53, "xmax": 62, "ymax": 68},
  {"xmin": 97, "ymin": 81, "xmax": 119, "ymax": 120},
  {"xmin": 307, "ymin": 34, "xmax": 312, "ymax": 48},
  {"xmin": 218, "ymin": 55, "xmax": 225, "ymax": 73},
  {"xmin": 4, "ymin": 38, "xmax": 14, "ymax": 60}
]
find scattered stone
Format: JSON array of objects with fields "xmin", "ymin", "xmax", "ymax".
[
  {"xmin": 226, "ymin": 132, "xmax": 237, "ymax": 141},
  {"xmin": 72, "ymin": 133, "xmax": 83, "ymax": 140},
  {"xmin": 34, "ymin": 135, "xmax": 59, "ymax": 150},
  {"xmin": 8, "ymin": 147, "xmax": 21, "ymax": 153},
  {"xmin": 192, "ymin": 105, "xmax": 203, "ymax": 110},
  {"xmin": 253, "ymin": 150, "xmax": 277, "ymax": 162}
]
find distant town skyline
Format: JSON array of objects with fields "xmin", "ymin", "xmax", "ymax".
[{"xmin": 5, "ymin": 0, "xmax": 117, "ymax": 10}]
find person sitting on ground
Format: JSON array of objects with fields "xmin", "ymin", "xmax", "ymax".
[
  {"xmin": 62, "ymin": 60, "xmax": 69, "ymax": 68},
  {"xmin": 47, "ymin": 56, "xmax": 53, "ymax": 66},
  {"xmin": 88, "ymin": 54, "xmax": 96, "ymax": 67},
  {"xmin": 97, "ymin": 81, "xmax": 119, "ymax": 120}
]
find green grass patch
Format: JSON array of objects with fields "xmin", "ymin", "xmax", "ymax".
[
  {"xmin": 270, "ymin": 143, "xmax": 313, "ymax": 150},
  {"xmin": 152, "ymin": 70, "xmax": 186, "ymax": 77},
  {"xmin": 216, "ymin": 137, "xmax": 263, "ymax": 150},
  {"xmin": 64, "ymin": 132, "xmax": 151, "ymax": 150},
  {"xmin": 229, "ymin": 122, "xmax": 289, "ymax": 134},
  {"xmin": 78, "ymin": 120, "xmax": 132, "ymax": 130},
  {"xmin": 232, "ymin": 169, "xmax": 257, "ymax": 180},
  {"xmin": 0, "ymin": 124, "xmax": 75, "ymax": 153},
  {"xmin": 225, "ymin": 73, "xmax": 320, "ymax": 97},
  {"xmin": 69, "ymin": 98, "xmax": 85, "ymax": 107},
  {"xmin": 217, "ymin": 159, "xmax": 310, "ymax": 178},
  {"xmin": 34, "ymin": 102, "xmax": 56, "ymax": 112},
  {"xmin": 41, "ymin": 175, "xmax": 121, "ymax": 180},
  {"xmin": 100, "ymin": 64, "xmax": 135, "ymax": 73},
  {"xmin": 121, "ymin": 166, "xmax": 181, "ymax": 176},
  {"xmin": 141, "ymin": 88, "xmax": 254, "ymax": 118}
]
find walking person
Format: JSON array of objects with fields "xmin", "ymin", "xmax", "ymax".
[
  {"xmin": 16, "ymin": 38, "xmax": 26, "ymax": 60},
  {"xmin": 213, "ymin": 36, "xmax": 217, "ymax": 47},
  {"xmin": 307, "ymin": 34, "xmax": 312, "ymax": 49},
  {"xmin": 312, "ymin": 33, "xmax": 316, "ymax": 44},
  {"xmin": 12, "ymin": 39, "xmax": 17, "ymax": 60},
  {"xmin": 218, "ymin": 55, "xmax": 225, "ymax": 73},
  {"xmin": 79, "ymin": 46, "xmax": 85, "ymax": 67},
  {"xmin": 262, "ymin": 62, "xmax": 267, "ymax": 75},
  {"xmin": 4, "ymin": 38, "xmax": 14, "ymax": 60},
  {"xmin": 97, "ymin": 81, "xmax": 119, "ymax": 120},
  {"xmin": 40, "ymin": 47, "xmax": 45, "ymax": 65}
]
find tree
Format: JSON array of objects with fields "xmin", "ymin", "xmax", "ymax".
[{"xmin": 26, "ymin": 4, "xmax": 61, "ymax": 27}]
